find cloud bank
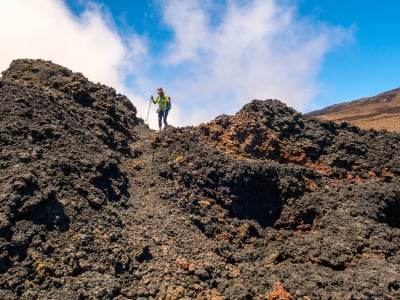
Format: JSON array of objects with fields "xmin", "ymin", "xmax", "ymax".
[
  {"xmin": 0, "ymin": 0, "xmax": 351, "ymax": 129},
  {"xmin": 0, "ymin": 0, "xmax": 129, "ymax": 89},
  {"xmin": 156, "ymin": 0, "xmax": 351, "ymax": 125}
]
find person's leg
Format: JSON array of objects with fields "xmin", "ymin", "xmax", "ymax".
[
  {"xmin": 163, "ymin": 109, "xmax": 169, "ymax": 127},
  {"xmin": 158, "ymin": 110, "xmax": 163, "ymax": 130}
]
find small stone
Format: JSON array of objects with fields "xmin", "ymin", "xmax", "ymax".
[{"xmin": 229, "ymin": 269, "xmax": 240, "ymax": 278}]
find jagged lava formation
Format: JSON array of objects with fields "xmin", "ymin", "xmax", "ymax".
[{"xmin": 1, "ymin": 59, "xmax": 400, "ymax": 299}]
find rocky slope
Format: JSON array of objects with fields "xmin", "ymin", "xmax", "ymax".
[
  {"xmin": 308, "ymin": 87, "xmax": 400, "ymax": 132},
  {"xmin": 1, "ymin": 59, "xmax": 400, "ymax": 299}
]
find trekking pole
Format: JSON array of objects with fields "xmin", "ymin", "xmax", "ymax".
[{"xmin": 146, "ymin": 97, "xmax": 152, "ymax": 123}]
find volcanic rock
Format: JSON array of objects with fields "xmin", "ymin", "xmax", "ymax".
[{"xmin": 0, "ymin": 59, "xmax": 400, "ymax": 299}]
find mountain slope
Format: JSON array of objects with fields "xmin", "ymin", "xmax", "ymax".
[
  {"xmin": 308, "ymin": 87, "xmax": 400, "ymax": 132},
  {"xmin": 1, "ymin": 59, "xmax": 400, "ymax": 299}
]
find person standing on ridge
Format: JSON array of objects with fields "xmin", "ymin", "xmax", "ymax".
[{"xmin": 151, "ymin": 87, "xmax": 171, "ymax": 131}]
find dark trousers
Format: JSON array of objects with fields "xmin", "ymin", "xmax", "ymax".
[{"xmin": 158, "ymin": 108, "xmax": 169, "ymax": 129}]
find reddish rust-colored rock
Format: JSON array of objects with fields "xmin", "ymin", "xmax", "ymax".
[{"xmin": 1, "ymin": 59, "xmax": 399, "ymax": 299}]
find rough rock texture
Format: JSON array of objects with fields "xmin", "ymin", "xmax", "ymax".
[{"xmin": 1, "ymin": 59, "xmax": 400, "ymax": 299}]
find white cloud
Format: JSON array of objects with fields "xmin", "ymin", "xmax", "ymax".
[
  {"xmin": 156, "ymin": 0, "xmax": 352, "ymax": 125},
  {"xmin": 0, "ymin": 0, "xmax": 129, "ymax": 90}
]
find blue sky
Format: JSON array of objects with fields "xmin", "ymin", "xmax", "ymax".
[
  {"xmin": 298, "ymin": 0, "xmax": 400, "ymax": 105},
  {"xmin": 1, "ymin": 0, "xmax": 399, "ymax": 129}
]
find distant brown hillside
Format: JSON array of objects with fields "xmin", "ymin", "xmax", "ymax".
[{"xmin": 308, "ymin": 87, "xmax": 400, "ymax": 132}]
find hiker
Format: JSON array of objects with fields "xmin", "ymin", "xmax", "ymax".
[{"xmin": 151, "ymin": 87, "xmax": 171, "ymax": 131}]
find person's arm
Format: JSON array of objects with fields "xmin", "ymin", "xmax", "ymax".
[{"xmin": 150, "ymin": 95, "xmax": 157, "ymax": 104}]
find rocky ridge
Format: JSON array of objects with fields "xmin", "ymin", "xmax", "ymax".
[
  {"xmin": 308, "ymin": 87, "xmax": 400, "ymax": 132},
  {"xmin": 0, "ymin": 59, "xmax": 400, "ymax": 299}
]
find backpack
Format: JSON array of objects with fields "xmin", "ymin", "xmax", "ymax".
[{"xmin": 166, "ymin": 96, "xmax": 172, "ymax": 110}]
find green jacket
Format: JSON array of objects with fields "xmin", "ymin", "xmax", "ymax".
[{"xmin": 155, "ymin": 94, "xmax": 171, "ymax": 111}]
